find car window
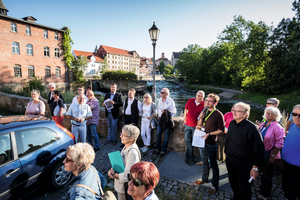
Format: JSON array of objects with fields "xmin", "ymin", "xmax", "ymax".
[
  {"xmin": 0, "ymin": 133, "xmax": 12, "ymax": 165},
  {"xmin": 15, "ymin": 127, "xmax": 60, "ymax": 158}
]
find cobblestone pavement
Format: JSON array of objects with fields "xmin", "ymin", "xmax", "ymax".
[{"xmin": 24, "ymin": 138, "xmax": 288, "ymax": 200}]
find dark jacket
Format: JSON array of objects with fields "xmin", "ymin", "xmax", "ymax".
[
  {"xmin": 47, "ymin": 92, "xmax": 65, "ymax": 104},
  {"xmin": 124, "ymin": 97, "xmax": 139, "ymax": 123},
  {"xmin": 104, "ymin": 92, "xmax": 123, "ymax": 119},
  {"xmin": 159, "ymin": 109, "xmax": 175, "ymax": 132}
]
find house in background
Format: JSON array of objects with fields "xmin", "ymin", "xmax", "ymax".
[
  {"xmin": 0, "ymin": 0, "xmax": 68, "ymax": 89},
  {"xmin": 140, "ymin": 57, "xmax": 152, "ymax": 77},
  {"xmin": 97, "ymin": 45, "xmax": 140, "ymax": 77},
  {"xmin": 171, "ymin": 51, "xmax": 180, "ymax": 68},
  {"xmin": 155, "ymin": 52, "xmax": 170, "ymax": 67},
  {"xmin": 72, "ymin": 50, "xmax": 104, "ymax": 78}
]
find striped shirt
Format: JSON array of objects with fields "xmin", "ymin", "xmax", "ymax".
[{"xmin": 86, "ymin": 97, "xmax": 100, "ymax": 126}]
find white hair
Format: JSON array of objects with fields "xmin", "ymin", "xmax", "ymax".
[
  {"xmin": 263, "ymin": 107, "xmax": 282, "ymax": 122},
  {"xmin": 48, "ymin": 83, "xmax": 56, "ymax": 89}
]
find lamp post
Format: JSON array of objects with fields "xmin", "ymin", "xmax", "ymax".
[{"xmin": 148, "ymin": 22, "xmax": 160, "ymax": 103}]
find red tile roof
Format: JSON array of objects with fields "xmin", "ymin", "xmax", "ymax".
[
  {"xmin": 101, "ymin": 45, "xmax": 130, "ymax": 56},
  {"xmin": 73, "ymin": 50, "xmax": 104, "ymax": 63}
]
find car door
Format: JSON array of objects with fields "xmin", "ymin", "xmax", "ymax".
[
  {"xmin": 0, "ymin": 132, "xmax": 23, "ymax": 200},
  {"xmin": 14, "ymin": 127, "xmax": 60, "ymax": 189}
]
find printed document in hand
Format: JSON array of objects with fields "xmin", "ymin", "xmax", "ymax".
[
  {"xmin": 192, "ymin": 129, "xmax": 206, "ymax": 147},
  {"xmin": 104, "ymin": 99, "xmax": 113, "ymax": 110}
]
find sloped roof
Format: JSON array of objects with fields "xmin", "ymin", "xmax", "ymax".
[
  {"xmin": 127, "ymin": 50, "xmax": 140, "ymax": 58},
  {"xmin": 73, "ymin": 50, "xmax": 104, "ymax": 63},
  {"xmin": 173, "ymin": 52, "xmax": 181, "ymax": 59},
  {"xmin": 140, "ymin": 57, "xmax": 153, "ymax": 65},
  {"xmin": 101, "ymin": 45, "xmax": 130, "ymax": 56},
  {"xmin": 0, "ymin": 0, "xmax": 8, "ymax": 12}
]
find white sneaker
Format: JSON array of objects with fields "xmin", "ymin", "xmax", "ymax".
[{"xmin": 142, "ymin": 147, "xmax": 149, "ymax": 153}]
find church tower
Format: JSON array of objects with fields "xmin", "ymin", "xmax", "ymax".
[{"xmin": 0, "ymin": 0, "xmax": 8, "ymax": 16}]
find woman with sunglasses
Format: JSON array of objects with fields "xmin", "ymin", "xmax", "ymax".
[
  {"xmin": 64, "ymin": 143, "xmax": 106, "ymax": 200},
  {"xmin": 257, "ymin": 106, "xmax": 284, "ymax": 199},
  {"xmin": 108, "ymin": 125, "xmax": 141, "ymax": 200},
  {"xmin": 127, "ymin": 161, "xmax": 159, "ymax": 200},
  {"xmin": 140, "ymin": 93, "xmax": 157, "ymax": 153}
]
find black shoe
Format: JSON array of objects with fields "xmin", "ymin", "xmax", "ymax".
[
  {"xmin": 153, "ymin": 149, "xmax": 160, "ymax": 154},
  {"xmin": 188, "ymin": 157, "xmax": 197, "ymax": 166},
  {"xmin": 119, "ymin": 144, "xmax": 125, "ymax": 148},
  {"xmin": 159, "ymin": 151, "xmax": 165, "ymax": 158},
  {"xmin": 104, "ymin": 140, "xmax": 112, "ymax": 145},
  {"xmin": 94, "ymin": 147, "xmax": 100, "ymax": 152},
  {"xmin": 112, "ymin": 140, "xmax": 117, "ymax": 145},
  {"xmin": 185, "ymin": 156, "xmax": 189, "ymax": 164}
]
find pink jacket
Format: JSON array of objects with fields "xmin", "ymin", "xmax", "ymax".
[{"xmin": 259, "ymin": 121, "xmax": 284, "ymax": 159}]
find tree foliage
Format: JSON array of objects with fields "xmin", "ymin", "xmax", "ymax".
[
  {"xmin": 102, "ymin": 70, "xmax": 137, "ymax": 80},
  {"xmin": 158, "ymin": 60, "xmax": 166, "ymax": 73},
  {"xmin": 71, "ymin": 55, "xmax": 88, "ymax": 82},
  {"xmin": 62, "ymin": 27, "xmax": 74, "ymax": 69}
]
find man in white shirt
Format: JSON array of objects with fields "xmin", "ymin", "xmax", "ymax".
[
  {"xmin": 67, "ymin": 94, "xmax": 92, "ymax": 143},
  {"xmin": 154, "ymin": 87, "xmax": 177, "ymax": 157},
  {"xmin": 71, "ymin": 86, "xmax": 88, "ymax": 104}
]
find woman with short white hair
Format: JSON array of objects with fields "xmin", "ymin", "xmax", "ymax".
[
  {"xmin": 64, "ymin": 143, "xmax": 106, "ymax": 199},
  {"xmin": 25, "ymin": 89, "xmax": 45, "ymax": 116},
  {"xmin": 258, "ymin": 106, "xmax": 284, "ymax": 199},
  {"xmin": 108, "ymin": 125, "xmax": 141, "ymax": 200},
  {"xmin": 140, "ymin": 93, "xmax": 157, "ymax": 153}
]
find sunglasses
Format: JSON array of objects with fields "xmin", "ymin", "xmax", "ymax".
[
  {"xmin": 160, "ymin": 92, "xmax": 166, "ymax": 94},
  {"xmin": 64, "ymin": 157, "xmax": 74, "ymax": 164},
  {"xmin": 144, "ymin": 97, "xmax": 149, "ymax": 98},
  {"xmin": 292, "ymin": 112, "xmax": 300, "ymax": 117},
  {"xmin": 127, "ymin": 173, "xmax": 144, "ymax": 187},
  {"xmin": 266, "ymin": 102, "xmax": 274, "ymax": 105}
]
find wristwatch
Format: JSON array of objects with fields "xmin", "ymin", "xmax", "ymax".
[{"xmin": 252, "ymin": 167, "xmax": 259, "ymax": 172}]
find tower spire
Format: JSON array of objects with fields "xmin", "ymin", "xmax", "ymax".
[{"xmin": 0, "ymin": 0, "xmax": 8, "ymax": 16}]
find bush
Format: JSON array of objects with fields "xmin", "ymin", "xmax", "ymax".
[
  {"xmin": 102, "ymin": 70, "xmax": 137, "ymax": 80},
  {"xmin": 23, "ymin": 77, "xmax": 45, "ymax": 96},
  {"xmin": 185, "ymin": 84, "xmax": 223, "ymax": 94}
]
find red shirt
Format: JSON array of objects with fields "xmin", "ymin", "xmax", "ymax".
[
  {"xmin": 224, "ymin": 111, "xmax": 234, "ymax": 129},
  {"xmin": 185, "ymin": 98, "xmax": 204, "ymax": 127}
]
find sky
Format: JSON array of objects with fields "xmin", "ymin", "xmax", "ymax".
[{"xmin": 3, "ymin": 0, "xmax": 296, "ymax": 60}]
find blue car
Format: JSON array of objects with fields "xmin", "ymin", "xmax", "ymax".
[{"xmin": 0, "ymin": 115, "xmax": 75, "ymax": 200}]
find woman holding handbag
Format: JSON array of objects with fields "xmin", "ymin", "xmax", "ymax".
[
  {"xmin": 108, "ymin": 125, "xmax": 141, "ymax": 200},
  {"xmin": 140, "ymin": 93, "xmax": 157, "ymax": 153},
  {"xmin": 50, "ymin": 90, "xmax": 65, "ymax": 126}
]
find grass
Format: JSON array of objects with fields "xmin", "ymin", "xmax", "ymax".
[{"xmin": 236, "ymin": 91, "xmax": 299, "ymax": 114}]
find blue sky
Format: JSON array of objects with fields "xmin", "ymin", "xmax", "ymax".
[{"xmin": 3, "ymin": 0, "xmax": 296, "ymax": 60}]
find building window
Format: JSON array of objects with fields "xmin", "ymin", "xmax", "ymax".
[
  {"xmin": 54, "ymin": 32, "xmax": 58, "ymax": 40},
  {"xmin": 28, "ymin": 65, "xmax": 34, "ymax": 77},
  {"xmin": 26, "ymin": 26, "xmax": 31, "ymax": 35},
  {"xmin": 56, "ymin": 67, "xmax": 61, "ymax": 77},
  {"xmin": 14, "ymin": 65, "xmax": 22, "ymax": 77},
  {"xmin": 90, "ymin": 69, "xmax": 96, "ymax": 75},
  {"xmin": 44, "ymin": 30, "xmax": 48, "ymax": 38},
  {"xmin": 44, "ymin": 46, "xmax": 49, "ymax": 57},
  {"xmin": 55, "ymin": 48, "xmax": 60, "ymax": 58},
  {"xmin": 45, "ymin": 66, "xmax": 51, "ymax": 77},
  {"xmin": 11, "ymin": 23, "xmax": 17, "ymax": 32},
  {"xmin": 26, "ymin": 44, "xmax": 33, "ymax": 55},
  {"xmin": 12, "ymin": 42, "xmax": 20, "ymax": 54}
]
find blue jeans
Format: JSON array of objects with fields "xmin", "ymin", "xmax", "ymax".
[
  {"xmin": 87, "ymin": 124, "xmax": 100, "ymax": 149},
  {"xmin": 106, "ymin": 112, "xmax": 119, "ymax": 141},
  {"xmin": 201, "ymin": 144, "xmax": 219, "ymax": 189},
  {"xmin": 72, "ymin": 124, "xmax": 87, "ymax": 143},
  {"xmin": 185, "ymin": 125, "xmax": 195, "ymax": 159},
  {"xmin": 156, "ymin": 119, "xmax": 171, "ymax": 153},
  {"xmin": 199, "ymin": 147, "xmax": 206, "ymax": 162}
]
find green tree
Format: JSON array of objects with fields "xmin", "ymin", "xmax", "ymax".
[
  {"xmin": 164, "ymin": 64, "xmax": 173, "ymax": 75},
  {"xmin": 158, "ymin": 60, "xmax": 166, "ymax": 73},
  {"xmin": 62, "ymin": 27, "xmax": 74, "ymax": 69},
  {"xmin": 71, "ymin": 55, "xmax": 88, "ymax": 82}
]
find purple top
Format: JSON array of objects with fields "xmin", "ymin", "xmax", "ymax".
[
  {"xmin": 282, "ymin": 123, "xmax": 300, "ymax": 167},
  {"xmin": 26, "ymin": 100, "xmax": 45, "ymax": 115},
  {"xmin": 86, "ymin": 97, "xmax": 100, "ymax": 126},
  {"xmin": 259, "ymin": 121, "xmax": 284, "ymax": 159}
]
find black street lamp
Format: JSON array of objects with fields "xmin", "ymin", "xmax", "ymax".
[{"xmin": 149, "ymin": 22, "xmax": 160, "ymax": 103}]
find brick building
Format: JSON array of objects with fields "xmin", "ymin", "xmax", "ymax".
[{"xmin": 0, "ymin": 0, "xmax": 68, "ymax": 89}]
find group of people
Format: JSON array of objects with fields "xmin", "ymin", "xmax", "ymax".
[
  {"xmin": 183, "ymin": 91, "xmax": 300, "ymax": 199},
  {"xmin": 103, "ymin": 83, "xmax": 176, "ymax": 157}
]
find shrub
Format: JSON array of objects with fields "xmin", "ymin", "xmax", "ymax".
[
  {"xmin": 22, "ymin": 77, "xmax": 45, "ymax": 96},
  {"xmin": 102, "ymin": 70, "xmax": 137, "ymax": 80}
]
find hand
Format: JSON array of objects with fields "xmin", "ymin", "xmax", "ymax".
[
  {"xmin": 269, "ymin": 156, "xmax": 276, "ymax": 164},
  {"xmin": 108, "ymin": 168, "xmax": 116, "ymax": 179},
  {"xmin": 201, "ymin": 133, "xmax": 209, "ymax": 140},
  {"xmin": 110, "ymin": 100, "xmax": 114, "ymax": 104},
  {"xmin": 147, "ymin": 116, "xmax": 151, "ymax": 120},
  {"xmin": 161, "ymin": 110, "xmax": 165, "ymax": 114},
  {"xmin": 75, "ymin": 118, "xmax": 80, "ymax": 122},
  {"xmin": 184, "ymin": 119, "xmax": 186, "ymax": 124},
  {"xmin": 58, "ymin": 114, "xmax": 62, "ymax": 118},
  {"xmin": 80, "ymin": 118, "xmax": 85, "ymax": 122},
  {"xmin": 90, "ymin": 106, "xmax": 94, "ymax": 110},
  {"xmin": 199, "ymin": 112, "xmax": 205, "ymax": 119},
  {"xmin": 102, "ymin": 103, "xmax": 105, "ymax": 107},
  {"xmin": 250, "ymin": 168, "xmax": 259, "ymax": 180},
  {"xmin": 196, "ymin": 125, "xmax": 201, "ymax": 130}
]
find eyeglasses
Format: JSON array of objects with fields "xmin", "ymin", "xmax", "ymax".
[
  {"xmin": 120, "ymin": 133, "xmax": 131, "ymax": 138},
  {"xmin": 127, "ymin": 173, "xmax": 144, "ymax": 187},
  {"xmin": 64, "ymin": 157, "xmax": 74, "ymax": 164},
  {"xmin": 204, "ymin": 100, "xmax": 215, "ymax": 103},
  {"xmin": 292, "ymin": 112, "xmax": 300, "ymax": 117},
  {"xmin": 266, "ymin": 102, "xmax": 274, "ymax": 105},
  {"xmin": 144, "ymin": 97, "xmax": 149, "ymax": 98},
  {"xmin": 232, "ymin": 109, "xmax": 245, "ymax": 113},
  {"xmin": 160, "ymin": 92, "xmax": 166, "ymax": 94}
]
